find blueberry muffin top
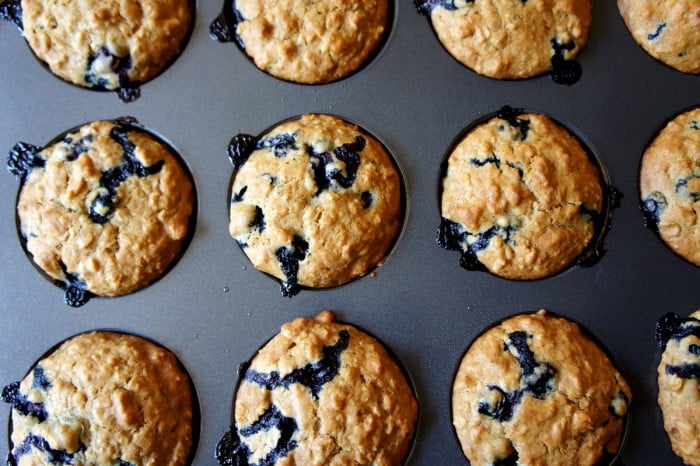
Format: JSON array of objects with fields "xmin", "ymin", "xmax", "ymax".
[
  {"xmin": 438, "ymin": 108, "xmax": 604, "ymax": 280},
  {"xmin": 1, "ymin": 331, "xmax": 195, "ymax": 466},
  {"xmin": 656, "ymin": 310, "xmax": 700, "ymax": 466},
  {"xmin": 639, "ymin": 107, "xmax": 700, "ymax": 267},
  {"xmin": 617, "ymin": 0, "xmax": 700, "ymax": 74},
  {"xmin": 452, "ymin": 310, "xmax": 631, "ymax": 466},
  {"xmin": 228, "ymin": 113, "xmax": 403, "ymax": 296},
  {"xmin": 415, "ymin": 0, "xmax": 591, "ymax": 82},
  {"xmin": 216, "ymin": 310, "xmax": 418, "ymax": 466},
  {"xmin": 8, "ymin": 118, "xmax": 195, "ymax": 306},
  {"xmin": 20, "ymin": 0, "xmax": 193, "ymax": 100},
  {"xmin": 221, "ymin": 0, "xmax": 389, "ymax": 84}
]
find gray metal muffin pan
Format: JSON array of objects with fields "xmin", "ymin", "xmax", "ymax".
[{"xmin": 0, "ymin": 1, "xmax": 698, "ymax": 464}]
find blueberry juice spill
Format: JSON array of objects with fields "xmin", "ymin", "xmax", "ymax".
[
  {"xmin": 228, "ymin": 133, "xmax": 258, "ymax": 170},
  {"xmin": 210, "ymin": 0, "xmax": 245, "ymax": 49},
  {"xmin": 60, "ymin": 261, "xmax": 93, "ymax": 307}
]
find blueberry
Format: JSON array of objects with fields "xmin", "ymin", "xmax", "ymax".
[
  {"xmin": 1, "ymin": 382, "xmax": 47, "ymax": 422},
  {"xmin": 7, "ymin": 141, "xmax": 44, "ymax": 183},
  {"xmin": 245, "ymin": 330, "xmax": 349, "ymax": 398},
  {"xmin": 641, "ymin": 191, "xmax": 667, "ymax": 233},
  {"xmin": 275, "ymin": 235, "xmax": 308, "ymax": 297},
  {"xmin": 217, "ymin": 405, "xmax": 298, "ymax": 466},
  {"xmin": 496, "ymin": 106, "xmax": 530, "ymax": 140},
  {"xmin": 256, "ymin": 132, "xmax": 299, "ymax": 158},
  {"xmin": 477, "ymin": 331, "xmax": 556, "ymax": 423},
  {"xmin": 9, "ymin": 434, "xmax": 78, "ymax": 465},
  {"xmin": 31, "ymin": 367, "xmax": 51, "ymax": 390},
  {"xmin": 666, "ymin": 363, "xmax": 700, "ymax": 380},
  {"xmin": 87, "ymin": 123, "xmax": 164, "ymax": 225},
  {"xmin": 228, "ymin": 134, "xmax": 258, "ymax": 170},
  {"xmin": 655, "ymin": 312, "xmax": 700, "ymax": 350},
  {"xmin": 249, "ymin": 206, "xmax": 265, "ymax": 233},
  {"xmin": 60, "ymin": 261, "xmax": 92, "ymax": 307},
  {"xmin": 84, "ymin": 46, "xmax": 137, "ymax": 100},
  {"xmin": 609, "ymin": 391, "xmax": 629, "ymax": 418},
  {"xmin": 232, "ymin": 186, "xmax": 248, "ymax": 202},
  {"xmin": 0, "ymin": 0, "xmax": 22, "ymax": 31},
  {"xmin": 414, "ymin": 0, "xmax": 466, "ymax": 15},
  {"xmin": 550, "ymin": 39, "xmax": 582, "ymax": 86},
  {"xmin": 690, "ymin": 344, "xmax": 700, "ymax": 356},
  {"xmin": 210, "ymin": 0, "xmax": 246, "ymax": 48},
  {"xmin": 675, "ymin": 175, "xmax": 700, "ymax": 202},
  {"xmin": 437, "ymin": 217, "xmax": 466, "ymax": 251},
  {"xmin": 307, "ymin": 136, "xmax": 365, "ymax": 195}
]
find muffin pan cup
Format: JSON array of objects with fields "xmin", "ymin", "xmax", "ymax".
[{"xmin": 0, "ymin": 1, "xmax": 698, "ymax": 465}]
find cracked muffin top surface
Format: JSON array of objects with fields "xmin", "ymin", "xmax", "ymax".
[
  {"xmin": 439, "ymin": 109, "xmax": 604, "ymax": 280},
  {"xmin": 232, "ymin": 0, "xmax": 389, "ymax": 84},
  {"xmin": 12, "ymin": 119, "xmax": 195, "ymax": 305},
  {"xmin": 617, "ymin": 0, "xmax": 700, "ymax": 74},
  {"xmin": 2, "ymin": 331, "xmax": 195, "ymax": 466},
  {"xmin": 217, "ymin": 310, "xmax": 417, "ymax": 466},
  {"xmin": 21, "ymin": 0, "xmax": 193, "ymax": 93},
  {"xmin": 656, "ymin": 310, "xmax": 700, "ymax": 466},
  {"xmin": 417, "ymin": 0, "xmax": 591, "ymax": 80},
  {"xmin": 452, "ymin": 309, "xmax": 631, "ymax": 466},
  {"xmin": 639, "ymin": 107, "xmax": 700, "ymax": 267},
  {"xmin": 228, "ymin": 113, "xmax": 403, "ymax": 296}
]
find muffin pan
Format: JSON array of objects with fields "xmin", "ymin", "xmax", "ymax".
[{"xmin": 0, "ymin": 1, "xmax": 698, "ymax": 464}]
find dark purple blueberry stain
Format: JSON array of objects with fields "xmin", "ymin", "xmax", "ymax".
[
  {"xmin": 647, "ymin": 22, "xmax": 666, "ymax": 41},
  {"xmin": 307, "ymin": 136, "xmax": 365, "ymax": 196},
  {"xmin": 477, "ymin": 331, "xmax": 556, "ymax": 423},
  {"xmin": 275, "ymin": 235, "xmax": 308, "ymax": 297},
  {"xmin": 232, "ymin": 186, "xmax": 248, "ymax": 203},
  {"xmin": 8, "ymin": 434, "xmax": 81, "ymax": 465},
  {"xmin": 496, "ymin": 106, "xmax": 530, "ymax": 141},
  {"xmin": 228, "ymin": 133, "xmax": 258, "ymax": 170},
  {"xmin": 1, "ymin": 382, "xmax": 47, "ymax": 422},
  {"xmin": 493, "ymin": 449, "xmax": 518, "ymax": 466},
  {"xmin": 675, "ymin": 175, "xmax": 700, "ymax": 202},
  {"xmin": 690, "ymin": 344, "xmax": 700, "ymax": 356},
  {"xmin": 210, "ymin": 0, "xmax": 246, "ymax": 49},
  {"xmin": 88, "ymin": 124, "xmax": 164, "ymax": 225},
  {"xmin": 0, "ymin": 0, "xmax": 22, "ymax": 31},
  {"xmin": 216, "ymin": 405, "xmax": 298, "ymax": 466},
  {"xmin": 470, "ymin": 153, "xmax": 501, "ymax": 169},
  {"xmin": 436, "ymin": 218, "xmax": 485, "ymax": 271},
  {"xmin": 6, "ymin": 142, "xmax": 44, "ymax": 183},
  {"xmin": 84, "ymin": 46, "xmax": 139, "ymax": 103},
  {"xmin": 655, "ymin": 312, "xmax": 700, "ymax": 350},
  {"xmin": 640, "ymin": 191, "xmax": 667, "ymax": 233},
  {"xmin": 413, "ymin": 0, "xmax": 465, "ymax": 15},
  {"xmin": 666, "ymin": 364, "xmax": 700, "ymax": 380},
  {"xmin": 550, "ymin": 39, "xmax": 582, "ymax": 86},
  {"xmin": 245, "ymin": 330, "xmax": 349, "ymax": 398},
  {"xmin": 360, "ymin": 191, "xmax": 373, "ymax": 209}
]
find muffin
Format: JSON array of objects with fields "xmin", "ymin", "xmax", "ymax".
[
  {"xmin": 228, "ymin": 113, "xmax": 403, "ymax": 296},
  {"xmin": 656, "ymin": 310, "xmax": 700, "ymax": 465},
  {"xmin": 639, "ymin": 107, "xmax": 700, "ymax": 266},
  {"xmin": 452, "ymin": 309, "xmax": 631, "ymax": 466},
  {"xmin": 438, "ymin": 107, "xmax": 605, "ymax": 280},
  {"xmin": 618, "ymin": 0, "xmax": 700, "ymax": 74},
  {"xmin": 216, "ymin": 310, "xmax": 418, "ymax": 466},
  {"xmin": 1, "ymin": 331, "xmax": 196, "ymax": 466},
  {"xmin": 414, "ymin": 0, "xmax": 591, "ymax": 83},
  {"xmin": 7, "ymin": 118, "xmax": 196, "ymax": 306},
  {"xmin": 18, "ymin": 0, "xmax": 194, "ymax": 101},
  {"xmin": 210, "ymin": 0, "xmax": 389, "ymax": 84}
]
